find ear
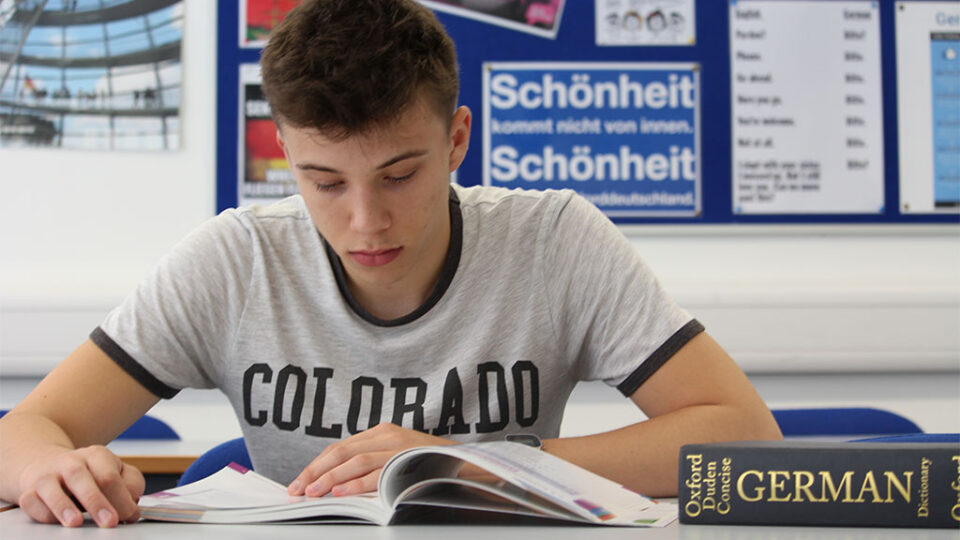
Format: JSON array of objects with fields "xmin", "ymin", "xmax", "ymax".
[
  {"xmin": 447, "ymin": 106, "xmax": 471, "ymax": 173},
  {"xmin": 275, "ymin": 127, "xmax": 287, "ymax": 154}
]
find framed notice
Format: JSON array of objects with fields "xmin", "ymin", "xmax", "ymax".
[
  {"xmin": 596, "ymin": 0, "xmax": 696, "ymax": 46},
  {"xmin": 419, "ymin": 0, "xmax": 566, "ymax": 39},
  {"xmin": 241, "ymin": 0, "xmax": 300, "ymax": 48},
  {"xmin": 730, "ymin": 0, "xmax": 885, "ymax": 215},
  {"xmin": 896, "ymin": 1, "xmax": 960, "ymax": 214},
  {"xmin": 238, "ymin": 64, "xmax": 295, "ymax": 207},
  {"xmin": 483, "ymin": 62, "xmax": 700, "ymax": 217}
]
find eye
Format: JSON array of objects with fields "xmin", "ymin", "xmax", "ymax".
[
  {"xmin": 386, "ymin": 170, "xmax": 415, "ymax": 184},
  {"xmin": 313, "ymin": 181, "xmax": 343, "ymax": 192}
]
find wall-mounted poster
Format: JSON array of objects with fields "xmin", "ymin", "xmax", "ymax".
[
  {"xmin": 730, "ymin": 0, "xmax": 884, "ymax": 215},
  {"xmin": 483, "ymin": 62, "xmax": 700, "ymax": 217},
  {"xmin": 241, "ymin": 0, "xmax": 300, "ymax": 48},
  {"xmin": 0, "ymin": 0, "xmax": 183, "ymax": 150},
  {"xmin": 595, "ymin": 0, "xmax": 696, "ymax": 46},
  {"xmin": 420, "ymin": 0, "xmax": 566, "ymax": 39},
  {"xmin": 238, "ymin": 63, "xmax": 295, "ymax": 206},
  {"xmin": 896, "ymin": 1, "xmax": 960, "ymax": 214}
]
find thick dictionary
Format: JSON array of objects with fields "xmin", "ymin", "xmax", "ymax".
[{"xmin": 678, "ymin": 440, "xmax": 960, "ymax": 528}]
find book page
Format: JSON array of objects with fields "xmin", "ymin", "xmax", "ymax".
[
  {"xmin": 381, "ymin": 442, "xmax": 676, "ymax": 527},
  {"xmin": 139, "ymin": 463, "xmax": 387, "ymax": 524},
  {"xmin": 140, "ymin": 464, "xmax": 292, "ymax": 509},
  {"xmin": 395, "ymin": 476, "xmax": 578, "ymax": 522}
]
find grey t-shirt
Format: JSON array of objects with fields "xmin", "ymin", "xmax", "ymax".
[{"xmin": 94, "ymin": 184, "xmax": 702, "ymax": 483}]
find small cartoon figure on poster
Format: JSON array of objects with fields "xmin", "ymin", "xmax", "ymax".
[{"xmin": 596, "ymin": 0, "xmax": 695, "ymax": 46}]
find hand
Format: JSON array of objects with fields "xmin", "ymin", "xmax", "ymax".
[
  {"xmin": 17, "ymin": 445, "xmax": 145, "ymax": 527},
  {"xmin": 288, "ymin": 423, "xmax": 455, "ymax": 498}
]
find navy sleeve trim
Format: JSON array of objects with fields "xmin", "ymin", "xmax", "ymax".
[
  {"xmin": 90, "ymin": 327, "xmax": 180, "ymax": 399},
  {"xmin": 616, "ymin": 319, "xmax": 706, "ymax": 397}
]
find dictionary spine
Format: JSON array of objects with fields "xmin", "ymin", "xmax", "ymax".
[{"xmin": 677, "ymin": 441, "xmax": 960, "ymax": 528}]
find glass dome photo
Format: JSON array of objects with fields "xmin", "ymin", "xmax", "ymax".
[{"xmin": 0, "ymin": 0, "xmax": 183, "ymax": 150}]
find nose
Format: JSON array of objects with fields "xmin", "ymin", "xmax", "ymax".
[{"xmin": 349, "ymin": 187, "xmax": 391, "ymax": 235}]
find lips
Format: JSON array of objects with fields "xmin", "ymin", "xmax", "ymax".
[{"xmin": 348, "ymin": 247, "xmax": 402, "ymax": 267}]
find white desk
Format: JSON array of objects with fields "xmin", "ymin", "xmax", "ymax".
[{"xmin": 0, "ymin": 508, "xmax": 956, "ymax": 540}]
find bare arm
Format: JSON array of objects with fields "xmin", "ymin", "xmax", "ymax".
[
  {"xmin": 0, "ymin": 339, "xmax": 161, "ymax": 526},
  {"xmin": 542, "ymin": 331, "xmax": 782, "ymax": 496}
]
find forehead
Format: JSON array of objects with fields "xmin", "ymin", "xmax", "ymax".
[{"xmin": 281, "ymin": 98, "xmax": 446, "ymax": 152}]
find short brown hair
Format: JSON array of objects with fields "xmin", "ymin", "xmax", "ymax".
[{"xmin": 260, "ymin": 0, "xmax": 459, "ymax": 138}]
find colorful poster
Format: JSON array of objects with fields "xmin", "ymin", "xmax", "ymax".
[
  {"xmin": 595, "ymin": 0, "xmax": 696, "ymax": 46},
  {"xmin": 241, "ymin": 0, "xmax": 300, "ymax": 48},
  {"xmin": 419, "ymin": 0, "xmax": 566, "ymax": 39},
  {"xmin": 483, "ymin": 62, "xmax": 700, "ymax": 217},
  {"xmin": 896, "ymin": 1, "xmax": 960, "ymax": 213},
  {"xmin": 730, "ymin": 0, "xmax": 885, "ymax": 215},
  {"xmin": 0, "ymin": 0, "xmax": 183, "ymax": 151},
  {"xmin": 239, "ymin": 63, "xmax": 295, "ymax": 206}
]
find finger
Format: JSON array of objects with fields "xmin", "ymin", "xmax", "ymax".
[
  {"xmin": 116, "ymin": 464, "xmax": 145, "ymax": 523},
  {"xmin": 52, "ymin": 455, "xmax": 119, "ymax": 528},
  {"xmin": 17, "ymin": 490, "xmax": 62, "ymax": 525},
  {"xmin": 31, "ymin": 473, "xmax": 86, "ymax": 527},
  {"xmin": 85, "ymin": 453, "xmax": 140, "ymax": 525},
  {"xmin": 121, "ymin": 462, "xmax": 146, "ymax": 500},
  {"xmin": 305, "ymin": 451, "xmax": 392, "ymax": 497},
  {"xmin": 330, "ymin": 469, "xmax": 381, "ymax": 497},
  {"xmin": 289, "ymin": 437, "xmax": 391, "ymax": 495}
]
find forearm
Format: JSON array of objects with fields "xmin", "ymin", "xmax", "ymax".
[
  {"xmin": 543, "ymin": 402, "xmax": 782, "ymax": 497},
  {"xmin": 0, "ymin": 412, "xmax": 76, "ymax": 502}
]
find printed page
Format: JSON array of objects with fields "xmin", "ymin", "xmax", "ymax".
[
  {"xmin": 139, "ymin": 463, "xmax": 387, "ymax": 524},
  {"xmin": 381, "ymin": 442, "xmax": 676, "ymax": 527},
  {"xmin": 140, "ymin": 464, "xmax": 292, "ymax": 509},
  {"xmin": 395, "ymin": 476, "xmax": 578, "ymax": 522},
  {"xmin": 730, "ymin": 0, "xmax": 884, "ymax": 214}
]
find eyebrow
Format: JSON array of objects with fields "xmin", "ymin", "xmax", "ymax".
[{"xmin": 296, "ymin": 149, "xmax": 429, "ymax": 173}]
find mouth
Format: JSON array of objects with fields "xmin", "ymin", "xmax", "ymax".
[{"xmin": 348, "ymin": 247, "xmax": 403, "ymax": 267}]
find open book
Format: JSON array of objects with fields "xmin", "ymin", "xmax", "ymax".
[{"xmin": 139, "ymin": 441, "xmax": 676, "ymax": 527}]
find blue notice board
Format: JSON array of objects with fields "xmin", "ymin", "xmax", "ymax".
[{"xmin": 215, "ymin": 0, "xmax": 959, "ymax": 225}]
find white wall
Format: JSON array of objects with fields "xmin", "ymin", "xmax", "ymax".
[
  {"xmin": 0, "ymin": 1, "xmax": 217, "ymax": 308},
  {"xmin": 1, "ymin": 1, "xmax": 958, "ymax": 443}
]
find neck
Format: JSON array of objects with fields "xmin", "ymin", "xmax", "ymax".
[
  {"xmin": 347, "ymin": 214, "xmax": 451, "ymax": 322},
  {"xmin": 323, "ymin": 187, "xmax": 462, "ymax": 326},
  {"xmin": 347, "ymin": 256, "xmax": 445, "ymax": 321},
  {"xmin": 349, "ymin": 281, "xmax": 437, "ymax": 321}
]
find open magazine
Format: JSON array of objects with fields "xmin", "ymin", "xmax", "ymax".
[{"xmin": 139, "ymin": 441, "xmax": 677, "ymax": 527}]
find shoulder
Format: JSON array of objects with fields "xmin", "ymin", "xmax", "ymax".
[
  {"xmin": 209, "ymin": 195, "xmax": 314, "ymax": 244},
  {"xmin": 230, "ymin": 195, "xmax": 312, "ymax": 228},
  {"xmin": 162, "ymin": 196, "xmax": 313, "ymax": 271},
  {"xmin": 453, "ymin": 184, "xmax": 579, "ymax": 225},
  {"xmin": 454, "ymin": 184, "xmax": 609, "ymax": 236}
]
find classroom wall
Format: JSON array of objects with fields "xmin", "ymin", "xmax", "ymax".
[{"xmin": 1, "ymin": 1, "xmax": 958, "ymax": 441}]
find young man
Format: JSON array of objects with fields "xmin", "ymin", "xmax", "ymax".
[{"xmin": 0, "ymin": 0, "xmax": 781, "ymax": 528}]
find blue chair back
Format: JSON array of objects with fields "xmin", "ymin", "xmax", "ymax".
[
  {"xmin": 854, "ymin": 433, "xmax": 959, "ymax": 444},
  {"xmin": 115, "ymin": 415, "xmax": 179, "ymax": 440},
  {"xmin": 178, "ymin": 437, "xmax": 251, "ymax": 486},
  {"xmin": 772, "ymin": 407, "xmax": 922, "ymax": 438},
  {"xmin": 0, "ymin": 410, "xmax": 179, "ymax": 440}
]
